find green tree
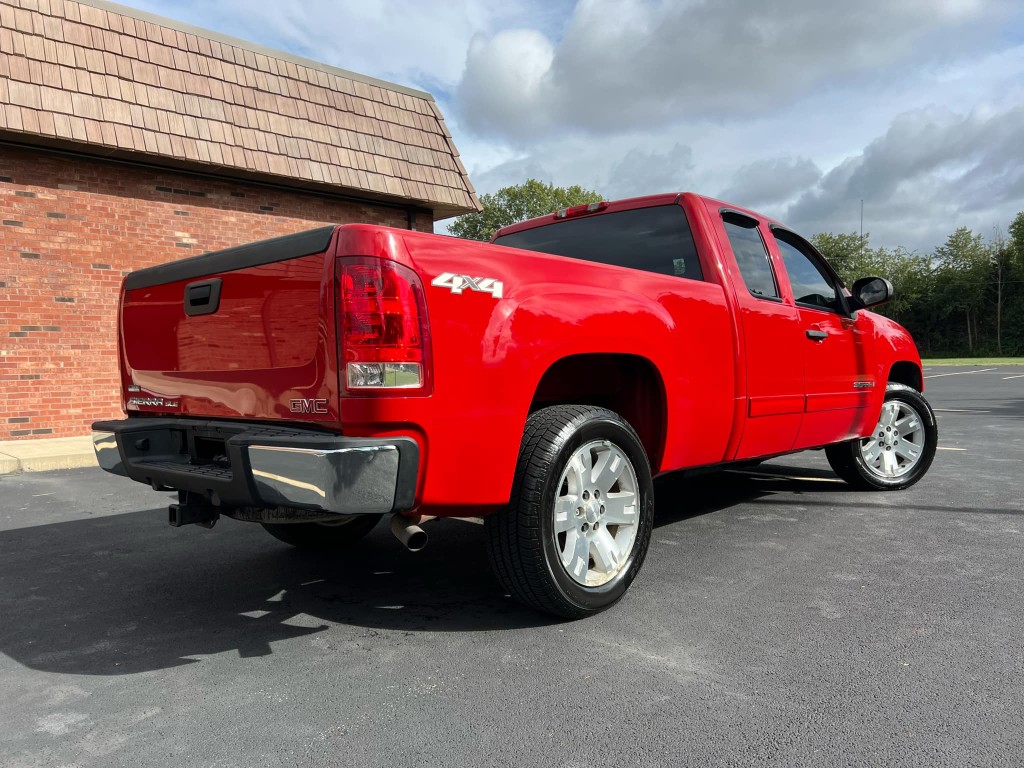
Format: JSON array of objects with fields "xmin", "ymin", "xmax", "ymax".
[
  {"xmin": 449, "ymin": 179, "xmax": 603, "ymax": 241},
  {"xmin": 882, "ymin": 247, "xmax": 933, "ymax": 324},
  {"xmin": 1009, "ymin": 211, "xmax": 1024, "ymax": 263},
  {"xmin": 933, "ymin": 227, "xmax": 990, "ymax": 354},
  {"xmin": 989, "ymin": 229, "xmax": 1011, "ymax": 354},
  {"xmin": 1000, "ymin": 212, "xmax": 1024, "ymax": 353},
  {"xmin": 809, "ymin": 218, "xmax": 1024, "ymax": 357},
  {"xmin": 810, "ymin": 231, "xmax": 871, "ymax": 284}
]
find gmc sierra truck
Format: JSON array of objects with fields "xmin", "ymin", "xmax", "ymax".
[{"xmin": 93, "ymin": 192, "xmax": 937, "ymax": 618}]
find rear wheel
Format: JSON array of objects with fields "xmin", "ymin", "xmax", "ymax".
[
  {"xmin": 825, "ymin": 382, "xmax": 937, "ymax": 490},
  {"xmin": 486, "ymin": 405, "xmax": 655, "ymax": 619},
  {"xmin": 261, "ymin": 514, "xmax": 381, "ymax": 551}
]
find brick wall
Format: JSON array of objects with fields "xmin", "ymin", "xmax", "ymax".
[{"xmin": 0, "ymin": 144, "xmax": 434, "ymax": 439}]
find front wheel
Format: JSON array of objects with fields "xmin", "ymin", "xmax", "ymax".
[
  {"xmin": 486, "ymin": 405, "xmax": 655, "ymax": 619},
  {"xmin": 825, "ymin": 382, "xmax": 938, "ymax": 490}
]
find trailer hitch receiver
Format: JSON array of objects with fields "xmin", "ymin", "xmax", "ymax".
[{"xmin": 168, "ymin": 490, "xmax": 220, "ymax": 528}]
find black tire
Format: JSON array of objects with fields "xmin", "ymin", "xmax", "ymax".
[
  {"xmin": 825, "ymin": 382, "xmax": 938, "ymax": 490},
  {"xmin": 486, "ymin": 405, "xmax": 655, "ymax": 619},
  {"xmin": 261, "ymin": 514, "xmax": 381, "ymax": 551}
]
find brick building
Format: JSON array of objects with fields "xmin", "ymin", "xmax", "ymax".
[{"xmin": 0, "ymin": 0, "xmax": 479, "ymax": 440}]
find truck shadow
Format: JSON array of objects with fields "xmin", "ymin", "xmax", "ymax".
[
  {"xmin": 0, "ymin": 510, "xmax": 541, "ymax": 676},
  {"xmin": 652, "ymin": 465, "xmax": 854, "ymax": 527},
  {"xmin": 2, "ymin": 466, "xmax": 1005, "ymax": 676}
]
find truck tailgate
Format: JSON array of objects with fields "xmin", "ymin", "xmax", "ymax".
[{"xmin": 119, "ymin": 226, "xmax": 340, "ymax": 423}]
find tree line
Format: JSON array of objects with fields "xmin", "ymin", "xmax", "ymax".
[
  {"xmin": 812, "ymin": 212, "xmax": 1024, "ymax": 357},
  {"xmin": 451, "ymin": 180, "xmax": 1024, "ymax": 357}
]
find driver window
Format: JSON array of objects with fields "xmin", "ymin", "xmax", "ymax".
[{"xmin": 772, "ymin": 231, "xmax": 841, "ymax": 312}]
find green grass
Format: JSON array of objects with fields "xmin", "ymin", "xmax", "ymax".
[{"xmin": 922, "ymin": 357, "xmax": 1024, "ymax": 366}]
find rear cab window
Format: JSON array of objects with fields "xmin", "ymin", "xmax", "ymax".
[
  {"xmin": 493, "ymin": 204, "xmax": 704, "ymax": 281},
  {"xmin": 720, "ymin": 211, "xmax": 779, "ymax": 300}
]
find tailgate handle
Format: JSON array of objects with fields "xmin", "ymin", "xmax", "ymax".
[{"xmin": 184, "ymin": 278, "xmax": 222, "ymax": 317}]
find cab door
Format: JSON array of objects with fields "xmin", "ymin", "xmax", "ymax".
[
  {"xmin": 766, "ymin": 227, "xmax": 874, "ymax": 449},
  {"xmin": 716, "ymin": 211, "xmax": 805, "ymax": 459}
]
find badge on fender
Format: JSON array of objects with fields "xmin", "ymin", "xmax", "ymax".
[{"xmin": 431, "ymin": 272, "xmax": 503, "ymax": 299}]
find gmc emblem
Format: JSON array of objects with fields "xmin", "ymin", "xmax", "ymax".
[{"xmin": 290, "ymin": 398, "xmax": 328, "ymax": 414}]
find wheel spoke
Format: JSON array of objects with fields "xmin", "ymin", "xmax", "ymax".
[
  {"xmin": 559, "ymin": 528, "xmax": 575, "ymax": 565},
  {"xmin": 907, "ymin": 432, "xmax": 924, "ymax": 447},
  {"xmin": 881, "ymin": 449, "xmax": 898, "ymax": 476},
  {"xmin": 895, "ymin": 414, "xmax": 920, "ymax": 433},
  {"xmin": 591, "ymin": 528, "xmax": 620, "ymax": 573},
  {"xmin": 862, "ymin": 441, "xmax": 882, "ymax": 466},
  {"xmin": 878, "ymin": 404, "xmax": 899, "ymax": 428},
  {"xmin": 601, "ymin": 491, "xmax": 637, "ymax": 525},
  {"xmin": 592, "ymin": 446, "xmax": 625, "ymax": 495},
  {"xmin": 554, "ymin": 495, "xmax": 579, "ymax": 533},
  {"xmin": 894, "ymin": 442, "xmax": 920, "ymax": 462},
  {"xmin": 901, "ymin": 426, "xmax": 923, "ymax": 443},
  {"xmin": 578, "ymin": 448, "xmax": 595, "ymax": 490},
  {"xmin": 560, "ymin": 528, "xmax": 590, "ymax": 579}
]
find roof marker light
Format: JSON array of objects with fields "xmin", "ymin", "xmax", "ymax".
[{"xmin": 554, "ymin": 201, "xmax": 609, "ymax": 219}]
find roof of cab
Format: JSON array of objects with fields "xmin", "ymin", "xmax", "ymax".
[{"xmin": 490, "ymin": 192, "xmax": 788, "ymax": 242}]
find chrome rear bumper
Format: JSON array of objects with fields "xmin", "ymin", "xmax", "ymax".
[
  {"xmin": 92, "ymin": 430, "xmax": 127, "ymax": 476},
  {"xmin": 248, "ymin": 444, "xmax": 400, "ymax": 514},
  {"xmin": 91, "ymin": 419, "xmax": 418, "ymax": 515}
]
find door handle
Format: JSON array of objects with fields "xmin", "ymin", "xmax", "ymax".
[
  {"xmin": 806, "ymin": 329, "xmax": 828, "ymax": 341},
  {"xmin": 184, "ymin": 278, "xmax": 222, "ymax": 317}
]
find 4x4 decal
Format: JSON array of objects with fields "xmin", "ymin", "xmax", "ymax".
[{"xmin": 431, "ymin": 272, "xmax": 504, "ymax": 299}]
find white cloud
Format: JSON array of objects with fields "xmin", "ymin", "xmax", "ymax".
[
  {"xmin": 607, "ymin": 143, "xmax": 694, "ymax": 199},
  {"xmin": 718, "ymin": 158, "xmax": 822, "ymax": 211},
  {"xmin": 121, "ymin": 0, "xmax": 1024, "ymax": 252},
  {"xmin": 125, "ymin": 0, "xmax": 551, "ymax": 91},
  {"xmin": 784, "ymin": 104, "xmax": 1024, "ymax": 250},
  {"xmin": 455, "ymin": 0, "xmax": 1017, "ymax": 141},
  {"xmin": 458, "ymin": 29, "xmax": 555, "ymax": 135}
]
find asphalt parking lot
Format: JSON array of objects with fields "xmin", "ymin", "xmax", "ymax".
[{"xmin": 1, "ymin": 367, "xmax": 1021, "ymax": 767}]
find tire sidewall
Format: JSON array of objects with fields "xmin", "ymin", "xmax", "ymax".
[
  {"xmin": 851, "ymin": 385, "xmax": 938, "ymax": 489},
  {"xmin": 536, "ymin": 414, "xmax": 654, "ymax": 613}
]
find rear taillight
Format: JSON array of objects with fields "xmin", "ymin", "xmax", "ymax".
[{"xmin": 336, "ymin": 257, "xmax": 431, "ymax": 395}]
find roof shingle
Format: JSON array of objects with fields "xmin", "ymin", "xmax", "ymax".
[{"xmin": 0, "ymin": 0, "xmax": 480, "ymax": 218}]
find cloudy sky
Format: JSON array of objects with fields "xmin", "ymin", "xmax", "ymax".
[{"xmin": 124, "ymin": 0, "xmax": 1024, "ymax": 253}]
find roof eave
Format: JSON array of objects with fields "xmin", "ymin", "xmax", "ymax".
[{"xmin": 0, "ymin": 130, "xmax": 479, "ymax": 220}]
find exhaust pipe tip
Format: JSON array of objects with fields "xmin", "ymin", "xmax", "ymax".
[
  {"xmin": 390, "ymin": 514, "xmax": 429, "ymax": 552},
  {"xmin": 404, "ymin": 527, "xmax": 428, "ymax": 552}
]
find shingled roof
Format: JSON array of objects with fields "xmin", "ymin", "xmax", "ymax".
[{"xmin": 0, "ymin": 0, "xmax": 480, "ymax": 218}]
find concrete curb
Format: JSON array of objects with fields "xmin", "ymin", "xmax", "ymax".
[{"xmin": 0, "ymin": 436, "xmax": 98, "ymax": 475}]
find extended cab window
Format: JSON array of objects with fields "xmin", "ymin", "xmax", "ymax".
[
  {"xmin": 771, "ymin": 229, "xmax": 842, "ymax": 312},
  {"xmin": 721, "ymin": 213, "xmax": 778, "ymax": 299},
  {"xmin": 492, "ymin": 205, "xmax": 703, "ymax": 281}
]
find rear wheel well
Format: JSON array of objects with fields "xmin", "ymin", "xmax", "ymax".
[
  {"xmin": 530, "ymin": 354, "xmax": 666, "ymax": 470},
  {"xmin": 888, "ymin": 361, "xmax": 922, "ymax": 391}
]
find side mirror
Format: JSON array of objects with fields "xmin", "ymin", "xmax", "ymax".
[{"xmin": 852, "ymin": 276, "xmax": 893, "ymax": 309}]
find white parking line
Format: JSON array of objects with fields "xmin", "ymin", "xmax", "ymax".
[
  {"xmin": 731, "ymin": 470, "xmax": 846, "ymax": 484},
  {"xmin": 1003, "ymin": 374, "xmax": 1024, "ymax": 380},
  {"xmin": 934, "ymin": 408, "xmax": 990, "ymax": 413},
  {"xmin": 923, "ymin": 368, "xmax": 997, "ymax": 379},
  {"xmin": 937, "ymin": 446, "xmax": 967, "ymax": 452}
]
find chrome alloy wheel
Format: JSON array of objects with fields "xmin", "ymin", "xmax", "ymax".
[
  {"xmin": 859, "ymin": 400, "xmax": 926, "ymax": 479},
  {"xmin": 553, "ymin": 440, "xmax": 640, "ymax": 587}
]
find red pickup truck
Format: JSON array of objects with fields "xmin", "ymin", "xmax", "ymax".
[{"xmin": 93, "ymin": 192, "xmax": 937, "ymax": 618}]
